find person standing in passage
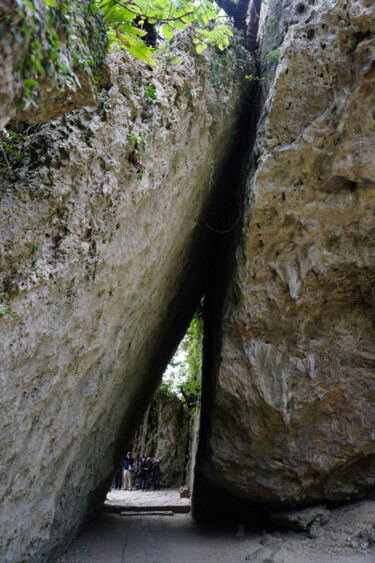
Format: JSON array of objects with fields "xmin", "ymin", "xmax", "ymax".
[
  {"xmin": 123, "ymin": 451, "xmax": 134, "ymax": 490},
  {"xmin": 153, "ymin": 455, "xmax": 161, "ymax": 490},
  {"xmin": 145, "ymin": 456, "xmax": 153, "ymax": 491},
  {"xmin": 114, "ymin": 460, "xmax": 124, "ymax": 490},
  {"xmin": 139, "ymin": 456, "xmax": 147, "ymax": 491}
]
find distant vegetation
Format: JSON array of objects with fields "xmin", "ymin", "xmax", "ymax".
[{"xmin": 156, "ymin": 302, "xmax": 203, "ymax": 423}]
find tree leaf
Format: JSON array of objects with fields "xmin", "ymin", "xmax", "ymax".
[
  {"xmin": 119, "ymin": 24, "xmax": 146, "ymax": 37},
  {"xmin": 24, "ymin": 78, "xmax": 39, "ymax": 87},
  {"xmin": 173, "ymin": 19, "xmax": 185, "ymax": 30},
  {"xmin": 163, "ymin": 24, "xmax": 174, "ymax": 41},
  {"xmin": 127, "ymin": 40, "xmax": 156, "ymax": 66}
]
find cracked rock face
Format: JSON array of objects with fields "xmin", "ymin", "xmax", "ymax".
[
  {"xmin": 196, "ymin": 0, "xmax": 375, "ymax": 509},
  {"xmin": 0, "ymin": 42, "xmax": 249, "ymax": 562}
]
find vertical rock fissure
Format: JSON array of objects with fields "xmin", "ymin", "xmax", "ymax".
[
  {"xmin": 107, "ymin": 102, "xmax": 260, "ymax": 501},
  {"xmin": 70, "ymin": 84, "xmax": 260, "ymax": 552},
  {"xmin": 102, "ymin": 80, "xmax": 263, "ymax": 529},
  {"xmin": 192, "ymin": 76, "xmax": 263, "ymax": 521}
]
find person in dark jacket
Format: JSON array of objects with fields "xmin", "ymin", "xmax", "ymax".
[
  {"xmin": 152, "ymin": 455, "xmax": 161, "ymax": 490},
  {"xmin": 145, "ymin": 456, "xmax": 153, "ymax": 490},
  {"xmin": 139, "ymin": 456, "xmax": 147, "ymax": 491},
  {"xmin": 114, "ymin": 461, "xmax": 124, "ymax": 490},
  {"xmin": 123, "ymin": 451, "xmax": 134, "ymax": 490}
]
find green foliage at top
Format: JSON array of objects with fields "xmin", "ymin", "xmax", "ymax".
[
  {"xmin": 91, "ymin": 0, "xmax": 233, "ymax": 65},
  {"xmin": 6, "ymin": 0, "xmax": 234, "ymax": 115}
]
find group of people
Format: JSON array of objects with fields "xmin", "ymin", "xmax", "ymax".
[{"xmin": 114, "ymin": 451, "xmax": 162, "ymax": 491}]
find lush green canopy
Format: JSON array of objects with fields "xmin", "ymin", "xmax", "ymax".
[{"xmin": 91, "ymin": 0, "xmax": 234, "ymax": 65}]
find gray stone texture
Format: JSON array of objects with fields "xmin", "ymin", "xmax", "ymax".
[
  {"xmin": 194, "ymin": 0, "xmax": 375, "ymax": 510},
  {"xmin": 2, "ymin": 0, "xmax": 375, "ymax": 559},
  {"xmin": 270, "ymin": 504, "xmax": 330, "ymax": 531},
  {"xmin": 180, "ymin": 485, "xmax": 190, "ymax": 498},
  {"xmin": 131, "ymin": 394, "xmax": 188, "ymax": 488},
  {"xmin": 0, "ymin": 41, "xmax": 249, "ymax": 561}
]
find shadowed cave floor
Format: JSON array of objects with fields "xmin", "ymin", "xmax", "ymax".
[{"xmin": 58, "ymin": 491, "xmax": 375, "ymax": 562}]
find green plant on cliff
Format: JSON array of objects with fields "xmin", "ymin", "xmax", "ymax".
[
  {"xmin": 181, "ymin": 306, "xmax": 203, "ymax": 391},
  {"xmin": 155, "ymin": 42, "xmax": 180, "ymax": 83},
  {"xmin": 265, "ymin": 47, "xmax": 278, "ymax": 64},
  {"xmin": 0, "ymin": 309, "xmax": 17, "ymax": 320},
  {"xmin": 0, "ymin": 128, "xmax": 31, "ymax": 173},
  {"xmin": 127, "ymin": 130, "xmax": 149, "ymax": 180},
  {"xmin": 144, "ymin": 85, "xmax": 157, "ymax": 103},
  {"xmin": 6, "ymin": 0, "xmax": 264, "ymax": 118},
  {"xmin": 269, "ymin": 14, "xmax": 276, "ymax": 38},
  {"xmin": 7, "ymin": 1, "xmax": 107, "ymax": 110}
]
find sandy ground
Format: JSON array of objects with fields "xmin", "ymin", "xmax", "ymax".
[{"xmin": 58, "ymin": 491, "xmax": 375, "ymax": 562}]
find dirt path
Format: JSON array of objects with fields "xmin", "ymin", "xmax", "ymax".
[{"xmin": 58, "ymin": 491, "xmax": 375, "ymax": 562}]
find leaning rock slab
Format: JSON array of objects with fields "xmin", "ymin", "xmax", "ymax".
[{"xmin": 0, "ymin": 40, "xmax": 250, "ymax": 561}]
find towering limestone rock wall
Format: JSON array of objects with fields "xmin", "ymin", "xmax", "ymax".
[
  {"xmin": 0, "ymin": 39, "xmax": 250, "ymax": 561},
  {"xmin": 193, "ymin": 0, "xmax": 375, "ymax": 518}
]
